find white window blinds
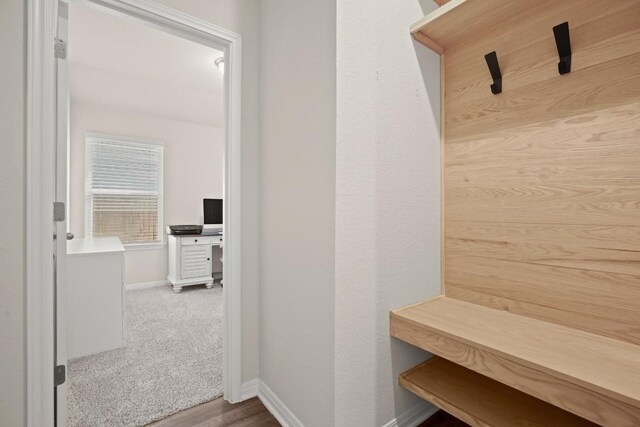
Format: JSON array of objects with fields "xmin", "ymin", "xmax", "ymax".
[{"xmin": 85, "ymin": 135, "xmax": 164, "ymax": 245}]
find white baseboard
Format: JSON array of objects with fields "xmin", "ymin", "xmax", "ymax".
[
  {"xmin": 258, "ymin": 380, "xmax": 304, "ymax": 427},
  {"xmin": 382, "ymin": 402, "xmax": 439, "ymax": 427},
  {"xmin": 241, "ymin": 379, "xmax": 260, "ymax": 401},
  {"xmin": 251, "ymin": 379, "xmax": 435, "ymax": 427},
  {"xmin": 125, "ymin": 280, "xmax": 168, "ymax": 290}
]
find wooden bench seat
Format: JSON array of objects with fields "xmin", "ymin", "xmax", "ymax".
[{"xmin": 391, "ymin": 296, "xmax": 640, "ymax": 425}]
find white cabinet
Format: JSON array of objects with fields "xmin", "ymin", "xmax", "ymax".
[
  {"xmin": 67, "ymin": 237, "xmax": 125, "ymax": 359},
  {"xmin": 167, "ymin": 234, "xmax": 221, "ymax": 292},
  {"xmin": 180, "ymin": 245, "xmax": 211, "ymax": 279}
]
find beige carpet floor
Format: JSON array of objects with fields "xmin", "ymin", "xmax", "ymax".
[{"xmin": 68, "ymin": 284, "xmax": 223, "ymax": 427}]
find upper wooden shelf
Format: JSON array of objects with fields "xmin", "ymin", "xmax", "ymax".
[
  {"xmin": 391, "ymin": 297, "xmax": 640, "ymax": 424},
  {"xmin": 410, "ymin": 0, "xmax": 532, "ymax": 54}
]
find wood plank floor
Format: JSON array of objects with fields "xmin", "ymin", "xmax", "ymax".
[
  {"xmin": 149, "ymin": 397, "xmax": 470, "ymax": 427},
  {"xmin": 147, "ymin": 397, "xmax": 279, "ymax": 427}
]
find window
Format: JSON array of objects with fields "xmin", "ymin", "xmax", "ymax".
[{"xmin": 85, "ymin": 134, "xmax": 164, "ymax": 247}]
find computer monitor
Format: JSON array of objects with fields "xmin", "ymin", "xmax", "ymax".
[{"xmin": 203, "ymin": 198, "xmax": 223, "ymax": 230}]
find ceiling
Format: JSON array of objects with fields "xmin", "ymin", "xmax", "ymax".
[{"xmin": 68, "ymin": 2, "xmax": 224, "ymax": 128}]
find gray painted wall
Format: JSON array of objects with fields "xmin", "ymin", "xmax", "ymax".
[
  {"xmin": 0, "ymin": 0, "xmax": 26, "ymax": 425},
  {"xmin": 259, "ymin": 0, "xmax": 337, "ymax": 425},
  {"xmin": 335, "ymin": 0, "xmax": 441, "ymax": 425}
]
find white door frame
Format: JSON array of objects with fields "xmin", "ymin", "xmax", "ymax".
[{"xmin": 27, "ymin": 0, "xmax": 243, "ymax": 424}]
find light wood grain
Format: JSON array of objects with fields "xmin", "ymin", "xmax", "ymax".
[
  {"xmin": 391, "ymin": 298, "xmax": 640, "ymax": 425},
  {"xmin": 446, "ymin": 236, "xmax": 640, "ymax": 276},
  {"xmin": 392, "ymin": 313, "xmax": 640, "ymax": 426},
  {"xmin": 392, "ymin": 297, "xmax": 640, "ymax": 408},
  {"xmin": 445, "ymin": 103, "xmax": 640, "ymax": 171},
  {"xmin": 440, "ymin": 0, "xmax": 640, "ymax": 347},
  {"xmin": 445, "ymin": 285, "xmax": 640, "ymax": 346},
  {"xmin": 446, "ymin": 53, "xmax": 640, "ymax": 141},
  {"xmin": 447, "ymin": 221, "xmax": 640, "ymax": 252},
  {"xmin": 410, "ymin": 0, "xmax": 467, "ymax": 37},
  {"xmin": 440, "ymin": 54, "xmax": 446, "ymax": 292},
  {"xmin": 412, "ymin": 0, "xmax": 523, "ymax": 51},
  {"xmin": 445, "ymin": 183, "xmax": 640, "ymax": 226},
  {"xmin": 445, "ymin": 256, "xmax": 640, "ymax": 321},
  {"xmin": 444, "ymin": 1, "xmax": 640, "ymax": 104},
  {"xmin": 412, "ymin": 0, "xmax": 640, "ymax": 55},
  {"xmin": 400, "ymin": 357, "xmax": 597, "ymax": 426}
]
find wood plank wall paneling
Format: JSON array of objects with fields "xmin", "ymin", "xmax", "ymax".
[
  {"xmin": 443, "ymin": 0, "xmax": 640, "ymax": 344},
  {"xmin": 444, "ymin": 0, "xmax": 640, "ymax": 100}
]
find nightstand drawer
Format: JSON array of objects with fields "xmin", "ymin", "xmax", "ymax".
[{"xmin": 181, "ymin": 236, "xmax": 209, "ymax": 245}]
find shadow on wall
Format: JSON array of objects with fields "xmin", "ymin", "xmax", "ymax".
[
  {"xmin": 386, "ymin": 31, "xmax": 443, "ymax": 423},
  {"xmin": 418, "ymin": 0, "xmax": 439, "ymax": 16},
  {"xmin": 414, "ymin": 37, "xmax": 442, "ymax": 129}
]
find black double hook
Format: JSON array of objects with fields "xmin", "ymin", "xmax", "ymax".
[{"xmin": 484, "ymin": 21, "xmax": 572, "ymax": 95}]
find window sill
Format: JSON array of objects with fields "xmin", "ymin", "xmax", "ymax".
[{"xmin": 124, "ymin": 242, "xmax": 166, "ymax": 251}]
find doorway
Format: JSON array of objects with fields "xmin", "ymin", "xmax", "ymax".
[{"xmin": 26, "ymin": 0, "xmax": 243, "ymax": 425}]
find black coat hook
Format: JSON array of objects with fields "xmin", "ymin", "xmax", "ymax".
[
  {"xmin": 484, "ymin": 51, "xmax": 502, "ymax": 95},
  {"xmin": 553, "ymin": 22, "xmax": 571, "ymax": 74}
]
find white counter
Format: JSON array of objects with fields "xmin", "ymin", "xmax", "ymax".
[
  {"xmin": 67, "ymin": 237, "xmax": 124, "ymax": 255},
  {"xmin": 67, "ymin": 237, "xmax": 125, "ymax": 359}
]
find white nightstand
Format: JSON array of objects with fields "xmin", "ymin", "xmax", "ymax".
[{"xmin": 167, "ymin": 233, "xmax": 222, "ymax": 293}]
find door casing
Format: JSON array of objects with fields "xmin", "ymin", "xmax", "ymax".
[{"xmin": 26, "ymin": 1, "xmax": 244, "ymax": 425}]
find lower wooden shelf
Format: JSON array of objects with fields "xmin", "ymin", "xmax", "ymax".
[{"xmin": 400, "ymin": 357, "xmax": 597, "ymax": 427}]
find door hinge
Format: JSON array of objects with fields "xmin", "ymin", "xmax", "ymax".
[
  {"xmin": 53, "ymin": 202, "xmax": 65, "ymax": 222},
  {"xmin": 54, "ymin": 365, "xmax": 66, "ymax": 386},
  {"xmin": 54, "ymin": 38, "xmax": 67, "ymax": 59}
]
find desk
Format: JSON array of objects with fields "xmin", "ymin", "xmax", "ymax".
[
  {"xmin": 167, "ymin": 232, "xmax": 222, "ymax": 293},
  {"xmin": 67, "ymin": 237, "xmax": 125, "ymax": 358}
]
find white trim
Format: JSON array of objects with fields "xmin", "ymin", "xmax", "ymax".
[
  {"xmin": 241, "ymin": 379, "xmax": 260, "ymax": 401},
  {"xmin": 125, "ymin": 280, "xmax": 168, "ymax": 290},
  {"xmin": 27, "ymin": 1, "xmax": 244, "ymax": 424},
  {"xmin": 85, "ymin": 131, "xmax": 166, "ymax": 146},
  {"xmin": 252, "ymin": 381, "xmax": 437, "ymax": 427},
  {"xmin": 27, "ymin": 0, "xmax": 57, "ymax": 425},
  {"xmin": 258, "ymin": 381, "xmax": 305, "ymax": 427},
  {"xmin": 382, "ymin": 402, "xmax": 439, "ymax": 427}
]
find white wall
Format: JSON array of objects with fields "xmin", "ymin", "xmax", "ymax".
[
  {"xmin": 68, "ymin": 102, "xmax": 224, "ymax": 284},
  {"xmin": 334, "ymin": 0, "xmax": 441, "ymax": 425},
  {"xmin": 259, "ymin": 0, "xmax": 337, "ymax": 425},
  {"xmin": 0, "ymin": 0, "xmax": 25, "ymax": 424}
]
